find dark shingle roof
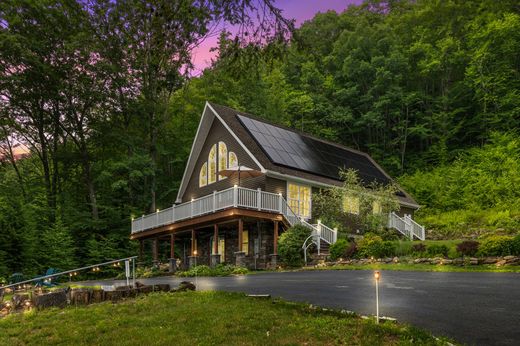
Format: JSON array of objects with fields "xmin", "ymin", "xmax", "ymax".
[{"xmin": 209, "ymin": 102, "xmax": 419, "ymax": 208}]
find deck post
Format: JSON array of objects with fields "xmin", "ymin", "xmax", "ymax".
[
  {"xmin": 139, "ymin": 239, "xmax": 144, "ymax": 263},
  {"xmin": 270, "ymin": 221, "xmax": 279, "ymax": 269},
  {"xmin": 257, "ymin": 188, "xmax": 262, "ymax": 210},
  {"xmin": 211, "ymin": 224, "xmax": 220, "ymax": 268},
  {"xmin": 188, "ymin": 229, "xmax": 198, "ymax": 268},
  {"xmin": 152, "ymin": 238, "xmax": 159, "ymax": 267},
  {"xmin": 233, "ymin": 185, "xmax": 238, "ymax": 207},
  {"xmin": 169, "ymin": 234, "xmax": 177, "ymax": 272},
  {"xmin": 235, "ymin": 219, "xmax": 246, "ymax": 267}
]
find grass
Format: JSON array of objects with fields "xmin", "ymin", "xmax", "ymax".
[
  {"xmin": 0, "ymin": 291, "xmax": 452, "ymax": 346},
  {"xmin": 306, "ymin": 263, "xmax": 520, "ymax": 273}
]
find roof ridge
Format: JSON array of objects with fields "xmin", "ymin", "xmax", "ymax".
[{"xmin": 208, "ymin": 102, "xmax": 370, "ymax": 159}]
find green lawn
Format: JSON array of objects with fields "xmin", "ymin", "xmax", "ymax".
[{"xmin": 0, "ymin": 291, "xmax": 452, "ymax": 346}]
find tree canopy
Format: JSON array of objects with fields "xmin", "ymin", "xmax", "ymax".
[{"xmin": 1, "ymin": 0, "xmax": 519, "ymax": 278}]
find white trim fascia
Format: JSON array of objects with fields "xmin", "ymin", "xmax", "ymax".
[
  {"xmin": 175, "ymin": 103, "xmax": 213, "ymax": 203},
  {"xmin": 206, "ymin": 103, "xmax": 266, "ymax": 173}
]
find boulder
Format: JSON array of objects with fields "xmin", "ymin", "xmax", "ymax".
[
  {"xmin": 504, "ymin": 256, "xmax": 519, "ymax": 264},
  {"xmin": 105, "ymin": 290, "xmax": 123, "ymax": 302},
  {"xmin": 90, "ymin": 290, "xmax": 105, "ymax": 303},
  {"xmin": 173, "ymin": 281, "xmax": 196, "ymax": 292},
  {"xmin": 384, "ymin": 258, "xmax": 393, "ymax": 263},
  {"xmin": 152, "ymin": 284, "xmax": 171, "ymax": 292},
  {"xmin": 137, "ymin": 285, "xmax": 153, "ymax": 294},
  {"xmin": 482, "ymin": 257, "xmax": 499, "ymax": 264},
  {"xmin": 453, "ymin": 258, "xmax": 464, "ymax": 266},
  {"xmin": 70, "ymin": 289, "xmax": 92, "ymax": 305},
  {"xmin": 392, "ymin": 257, "xmax": 399, "ymax": 263},
  {"xmin": 495, "ymin": 260, "xmax": 507, "ymax": 267},
  {"xmin": 33, "ymin": 291, "xmax": 67, "ymax": 309},
  {"xmin": 469, "ymin": 257, "xmax": 479, "ymax": 265}
]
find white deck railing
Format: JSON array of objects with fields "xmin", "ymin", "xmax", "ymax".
[
  {"xmin": 388, "ymin": 212, "xmax": 425, "ymax": 240},
  {"xmin": 132, "ymin": 186, "xmax": 283, "ymax": 234}
]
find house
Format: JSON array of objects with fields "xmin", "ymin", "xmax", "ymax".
[{"xmin": 130, "ymin": 102, "xmax": 423, "ymax": 270}]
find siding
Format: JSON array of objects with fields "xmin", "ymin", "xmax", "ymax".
[{"xmin": 182, "ymin": 118, "xmax": 263, "ymax": 202}]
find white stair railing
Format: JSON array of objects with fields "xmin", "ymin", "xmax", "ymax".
[{"xmin": 388, "ymin": 212, "xmax": 425, "ymax": 240}]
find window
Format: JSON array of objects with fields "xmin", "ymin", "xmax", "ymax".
[
  {"xmin": 343, "ymin": 195, "xmax": 360, "ymax": 214},
  {"xmin": 242, "ymin": 230, "xmax": 249, "ymax": 255},
  {"xmin": 199, "ymin": 162, "xmax": 207, "ymax": 187},
  {"xmin": 218, "ymin": 142, "xmax": 227, "ymax": 180},
  {"xmin": 208, "ymin": 144, "xmax": 217, "ymax": 184},
  {"xmin": 287, "ymin": 182, "xmax": 312, "ymax": 219},
  {"xmin": 228, "ymin": 151, "xmax": 238, "ymax": 168},
  {"xmin": 373, "ymin": 200, "xmax": 382, "ymax": 214}
]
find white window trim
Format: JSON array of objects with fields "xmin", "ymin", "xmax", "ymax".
[{"xmin": 286, "ymin": 181, "xmax": 312, "ymax": 220}]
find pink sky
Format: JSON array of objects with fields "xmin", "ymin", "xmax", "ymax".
[{"xmin": 191, "ymin": 0, "xmax": 363, "ymax": 73}]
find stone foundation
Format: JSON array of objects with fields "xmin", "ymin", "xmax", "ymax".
[
  {"xmin": 234, "ymin": 251, "xmax": 246, "ymax": 267},
  {"xmin": 210, "ymin": 254, "xmax": 221, "ymax": 268},
  {"xmin": 169, "ymin": 258, "xmax": 177, "ymax": 272},
  {"xmin": 188, "ymin": 256, "xmax": 199, "ymax": 268}
]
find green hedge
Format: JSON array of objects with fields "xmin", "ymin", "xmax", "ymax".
[
  {"xmin": 278, "ymin": 225, "xmax": 312, "ymax": 267},
  {"xmin": 477, "ymin": 235, "xmax": 516, "ymax": 256}
]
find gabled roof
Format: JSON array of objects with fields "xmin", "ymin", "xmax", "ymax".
[{"xmin": 176, "ymin": 102, "xmax": 419, "ymax": 208}]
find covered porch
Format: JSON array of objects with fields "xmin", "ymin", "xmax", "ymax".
[{"xmin": 132, "ymin": 209, "xmax": 284, "ymax": 270}]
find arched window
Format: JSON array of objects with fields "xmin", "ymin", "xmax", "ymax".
[
  {"xmin": 218, "ymin": 141, "xmax": 227, "ymax": 180},
  {"xmin": 199, "ymin": 162, "xmax": 207, "ymax": 187},
  {"xmin": 208, "ymin": 144, "xmax": 217, "ymax": 184},
  {"xmin": 228, "ymin": 151, "xmax": 238, "ymax": 168}
]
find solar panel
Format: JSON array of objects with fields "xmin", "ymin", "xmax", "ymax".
[{"xmin": 237, "ymin": 115, "xmax": 391, "ymax": 185}]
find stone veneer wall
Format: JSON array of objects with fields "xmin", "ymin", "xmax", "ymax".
[{"xmin": 192, "ymin": 220, "xmax": 277, "ymax": 269}]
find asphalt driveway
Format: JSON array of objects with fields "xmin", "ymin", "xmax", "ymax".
[{"xmin": 80, "ymin": 270, "xmax": 520, "ymax": 346}]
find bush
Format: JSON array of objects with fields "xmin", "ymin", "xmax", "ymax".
[
  {"xmin": 477, "ymin": 235, "xmax": 514, "ymax": 256},
  {"xmin": 357, "ymin": 234, "xmax": 396, "ymax": 258},
  {"xmin": 278, "ymin": 225, "xmax": 312, "ymax": 267},
  {"xmin": 426, "ymin": 244, "xmax": 449, "ymax": 257},
  {"xmin": 456, "ymin": 241, "xmax": 479, "ymax": 257},
  {"xmin": 345, "ymin": 242, "xmax": 358, "ymax": 258},
  {"xmin": 512, "ymin": 234, "xmax": 520, "ymax": 255},
  {"xmin": 329, "ymin": 239, "xmax": 349, "ymax": 260},
  {"xmin": 411, "ymin": 243, "xmax": 426, "ymax": 254}
]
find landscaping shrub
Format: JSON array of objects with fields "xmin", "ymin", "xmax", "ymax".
[
  {"xmin": 278, "ymin": 225, "xmax": 312, "ymax": 267},
  {"xmin": 456, "ymin": 241, "xmax": 479, "ymax": 257},
  {"xmin": 345, "ymin": 242, "xmax": 358, "ymax": 258},
  {"xmin": 411, "ymin": 243, "xmax": 426, "ymax": 254},
  {"xmin": 512, "ymin": 234, "xmax": 520, "ymax": 256},
  {"xmin": 477, "ymin": 235, "xmax": 514, "ymax": 256},
  {"xmin": 426, "ymin": 244, "xmax": 449, "ymax": 257},
  {"xmin": 357, "ymin": 233, "xmax": 396, "ymax": 258},
  {"xmin": 329, "ymin": 239, "xmax": 349, "ymax": 260}
]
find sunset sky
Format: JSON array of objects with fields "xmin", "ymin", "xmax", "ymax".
[{"xmin": 191, "ymin": 0, "xmax": 363, "ymax": 73}]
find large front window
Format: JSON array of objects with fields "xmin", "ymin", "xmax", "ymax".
[{"xmin": 287, "ymin": 182, "xmax": 311, "ymax": 219}]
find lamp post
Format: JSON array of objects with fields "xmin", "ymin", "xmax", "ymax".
[{"xmin": 374, "ymin": 271, "xmax": 380, "ymax": 324}]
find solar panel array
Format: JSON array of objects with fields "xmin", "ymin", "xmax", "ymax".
[{"xmin": 237, "ymin": 115, "xmax": 391, "ymax": 185}]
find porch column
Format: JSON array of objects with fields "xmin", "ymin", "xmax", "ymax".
[
  {"xmin": 169, "ymin": 234, "xmax": 177, "ymax": 272},
  {"xmin": 189, "ymin": 229, "xmax": 198, "ymax": 268},
  {"xmin": 152, "ymin": 238, "xmax": 159, "ymax": 267},
  {"xmin": 235, "ymin": 219, "xmax": 246, "ymax": 267},
  {"xmin": 270, "ymin": 221, "xmax": 279, "ymax": 269},
  {"xmin": 211, "ymin": 224, "xmax": 220, "ymax": 268},
  {"xmin": 139, "ymin": 239, "xmax": 144, "ymax": 263}
]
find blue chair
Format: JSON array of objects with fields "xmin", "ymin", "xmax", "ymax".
[{"xmin": 35, "ymin": 268, "xmax": 59, "ymax": 287}]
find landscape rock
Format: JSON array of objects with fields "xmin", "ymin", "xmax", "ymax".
[
  {"xmin": 70, "ymin": 289, "xmax": 92, "ymax": 305},
  {"xmin": 90, "ymin": 290, "xmax": 105, "ymax": 303},
  {"xmin": 495, "ymin": 260, "xmax": 507, "ymax": 267},
  {"xmin": 173, "ymin": 281, "xmax": 196, "ymax": 292},
  {"xmin": 442, "ymin": 259, "xmax": 453, "ymax": 265},
  {"xmin": 453, "ymin": 258, "xmax": 464, "ymax": 266},
  {"xmin": 469, "ymin": 257, "xmax": 479, "ymax": 265},
  {"xmin": 153, "ymin": 284, "xmax": 171, "ymax": 292},
  {"xmin": 392, "ymin": 257, "xmax": 399, "ymax": 263},
  {"xmin": 105, "ymin": 290, "xmax": 123, "ymax": 302},
  {"xmin": 33, "ymin": 291, "xmax": 67, "ymax": 309},
  {"xmin": 482, "ymin": 257, "xmax": 499, "ymax": 264},
  {"xmin": 12, "ymin": 294, "xmax": 30, "ymax": 309}
]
